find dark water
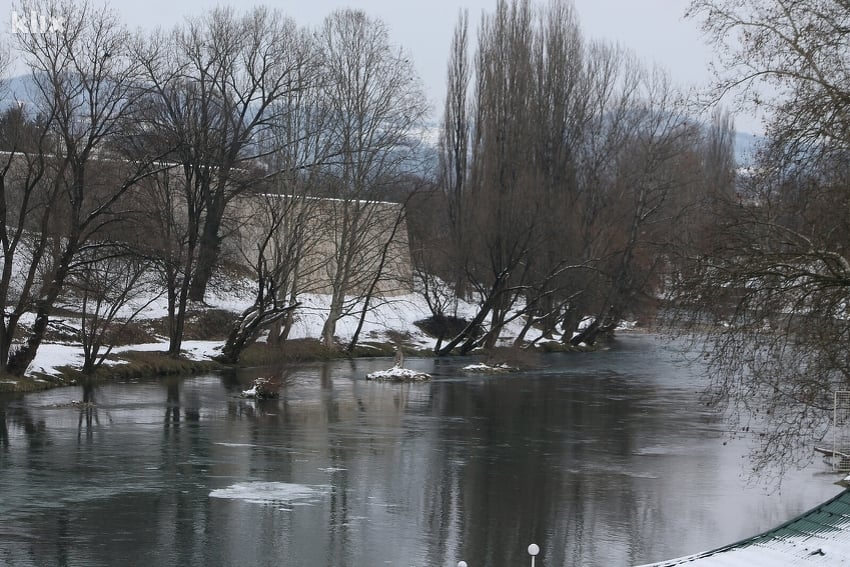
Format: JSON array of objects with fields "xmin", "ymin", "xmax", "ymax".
[{"xmin": 0, "ymin": 334, "xmax": 840, "ymax": 566}]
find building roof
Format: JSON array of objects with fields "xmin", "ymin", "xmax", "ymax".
[{"xmin": 638, "ymin": 489, "xmax": 850, "ymax": 566}]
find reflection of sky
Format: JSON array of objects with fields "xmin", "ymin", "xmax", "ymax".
[{"xmin": 0, "ymin": 338, "xmax": 840, "ymax": 566}]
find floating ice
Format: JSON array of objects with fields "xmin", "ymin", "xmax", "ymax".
[
  {"xmin": 462, "ymin": 362, "xmax": 517, "ymax": 373},
  {"xmin": 209, "ymin": 482, "xmax": 329, "ymax": 506}
]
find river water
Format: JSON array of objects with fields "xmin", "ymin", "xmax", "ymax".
[{"xmin": 0, "ymin": 334, "xmax": 841, "ymax": 566}]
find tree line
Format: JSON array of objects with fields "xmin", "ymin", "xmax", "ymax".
[
  {"xmin": 0, "ymin": 0, "xmax": 742, "ymax": 379},
  {"xmin": 0, "ymin": 0, "xmax": 426, "ymax": 374},
  {"xmin": 413, "ymin": 0, "xmax": 734, "ymax": 355}
]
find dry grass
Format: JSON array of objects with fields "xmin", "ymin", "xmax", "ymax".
[
  {"xmin": 481, "ymin": 345, "xmax": 542, "ymax": 369},
  {"xmin": 238, "ymin": 339, "xmax": 343, "ymax": 366}
]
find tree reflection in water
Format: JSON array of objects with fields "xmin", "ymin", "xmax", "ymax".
[{"xmin": 0, "ymin": 337, "xmax": 842, "ymax": 566}]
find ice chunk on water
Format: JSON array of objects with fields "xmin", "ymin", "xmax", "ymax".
[{"xmin": 209, "ymin": 482, "xmax": 329, "ymax": 505}]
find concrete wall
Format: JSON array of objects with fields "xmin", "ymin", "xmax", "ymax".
[{"xmin": 228, "ymin": 194, "xmax": 413, "ymax": 297}]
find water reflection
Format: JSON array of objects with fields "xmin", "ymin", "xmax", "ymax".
[{"xmin": 0, "ymin": 335, "xmax": 841, "ymax": 566}]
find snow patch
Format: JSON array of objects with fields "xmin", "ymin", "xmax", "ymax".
[
  {"xmin": 366, "ymin": 366, "xmax": 431, "ymax": 382},
  {"xmin": 25, "ymin": 343, "xmax": 87, "ymax": 376}
]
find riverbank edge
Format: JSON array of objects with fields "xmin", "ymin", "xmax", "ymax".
[{"xmin": 0, "ymin": 335, "xmax": 606, "ymax": 394}]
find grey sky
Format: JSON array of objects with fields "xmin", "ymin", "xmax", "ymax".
[{"xmin": 2, "ymin": 0, "xmax": 748, "ymax": 130}]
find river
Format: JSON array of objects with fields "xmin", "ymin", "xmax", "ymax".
[{"xmin": 0, "ymin": 333, "xmax": 841, "ymax": 566}]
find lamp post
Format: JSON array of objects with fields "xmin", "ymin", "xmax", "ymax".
[{"xmin": 528, "ymin": 543, "xmax": 540, "ymax": 567}]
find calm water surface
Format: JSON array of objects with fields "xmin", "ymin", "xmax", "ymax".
[{"xmin": 0, "ymin": 334, "xmax": 841, "ymax": 566}]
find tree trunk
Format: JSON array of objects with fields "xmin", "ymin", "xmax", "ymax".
[
  {"xmin": 514, "ymin": 315, "xmax": 535, "ymax": 347},
  {"xmin": 268, "ymin": 319, "xmax": 283, "ymax": 347},
  {"xmin": 219, "ymin": 304, "xmax": 298, "ymax": 363},
  {"xmin": 168, "ymin": 277, "xmax": 191, "ymax": 357},
  {"xmin": 217, "ymin": 320, "xmax": 252, "ymax": 364},
  {"xmin": 6, "ymin": 245, "xmax": 75, "ymax": 376},
  {"xmin": 346, "ymin": 294, "xmax": 371, "ymax": 353},
  {"xmin": 560, "ymin": 304, "xmax": 580, "ymax": 344},
  {"xmin": 280, "ymin": 310, "xmax": 295, "ymax": 342},
  {"xmin": 437, "ymin": 272, "xmax": 509, "ymax": 356},
  {"xmin": 322, "ymin": 288, "xmax": 345, "ymax": 349},
  {"xmin": 437, "ymin": 299, "xmax": 493, "ymax": 356},
  {"xmin": 188, "ymin": 200, "xmax": 225, "ymax": 302}
]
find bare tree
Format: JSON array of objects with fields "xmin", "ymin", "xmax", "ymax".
[
  {"xmin": 669, "ymin": 0, "xmax": 850, "ymax": 475},
  {"xmin": 573, "ymin": 68, "xmax": 700, "ymax": 345},
  {"xmin": 432, "ymin": 0, "xmax": 708, "ymax": 354},
  {"xmin": 132, "ymin": 6, "xmax": 314, "ymax": 355},
  {"xmin": 215, "ymin": 189, "xmax": 303, "ymax": 364},
  {"xmin": 687, "ymin": 0, "xmax": 850, "ymax": 159},
  {"xmin": 435, "ymin": 0, "xmax": 595, "ymax": 353},
  {"xmin": 314, "ymin": 9, "xmax": 427, "ymax": 349},
  {"xmin": 436, "ymin": 0, "xmax": 544, "ymax": 354},
  {"xmin": 67, "ymin": 247, "xmax": 160, "ymax": 373},
  {"xmin": 345, "ymin": 194, "xmax": 412, "ymax": 352},
  {"xmin": 182, "ymin": 7, "xmax": 316, "ymax": 302},
  {"xmin": 668, "ymin": 163, "xmax": 850, "ymax": 476},
  {"xmin": 0, "ymin": 99, "xmax": 55, "ymax": 371},
  {"xmin": 258, "ymin": 61, "xmax": 338, "ymax": 347},
  {"xmin": 6, "ymin": 0, "xmax": 160, "ymax": 375},
  {"xmin": 439, "ymin": 10, "xmax": 471, "ymax": 303}
]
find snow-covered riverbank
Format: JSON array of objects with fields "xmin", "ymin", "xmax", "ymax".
[{"xmin": 18, "ymin": 286, "xmax": 564, "ymax": 380}]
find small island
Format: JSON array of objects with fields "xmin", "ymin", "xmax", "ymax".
[
  {"xmin": 366, "ymin": 367, "xmax": 432, "ymax": 382},
  {"xmin": 367, "ymin": 347, "xmax": 432, "ymax": 382}
]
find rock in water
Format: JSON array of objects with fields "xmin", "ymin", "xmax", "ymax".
[{"xmin": 241, "ymin": 377, "xmax": 280, "ymax": 399}]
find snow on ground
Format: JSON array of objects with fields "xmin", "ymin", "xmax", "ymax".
[
  {"xmin": 285, "ymin": 293, "xmax": 436, "ymax": 347},
  {"xmin": 109, "ymin": 339, "xmax": 223, "ymax": 361},
  {"xmin": 20, "ymin": 273, "xmax": 554, "ymax": 379},
  {"xmin": 25, "ymin": 339, "xmax": 225, "ymax": 377},
  {"xmin": 180, "ymin": 341, "xmax": 225, "ymax": 361},
  {"xmin": 26, "ymin": 343, "xmax": 87, "ymax": 376}
]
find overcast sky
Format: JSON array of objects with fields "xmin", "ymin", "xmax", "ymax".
[{"xmin": 2, "ymin": 0, "xmax": 753, "ymax": 131}]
